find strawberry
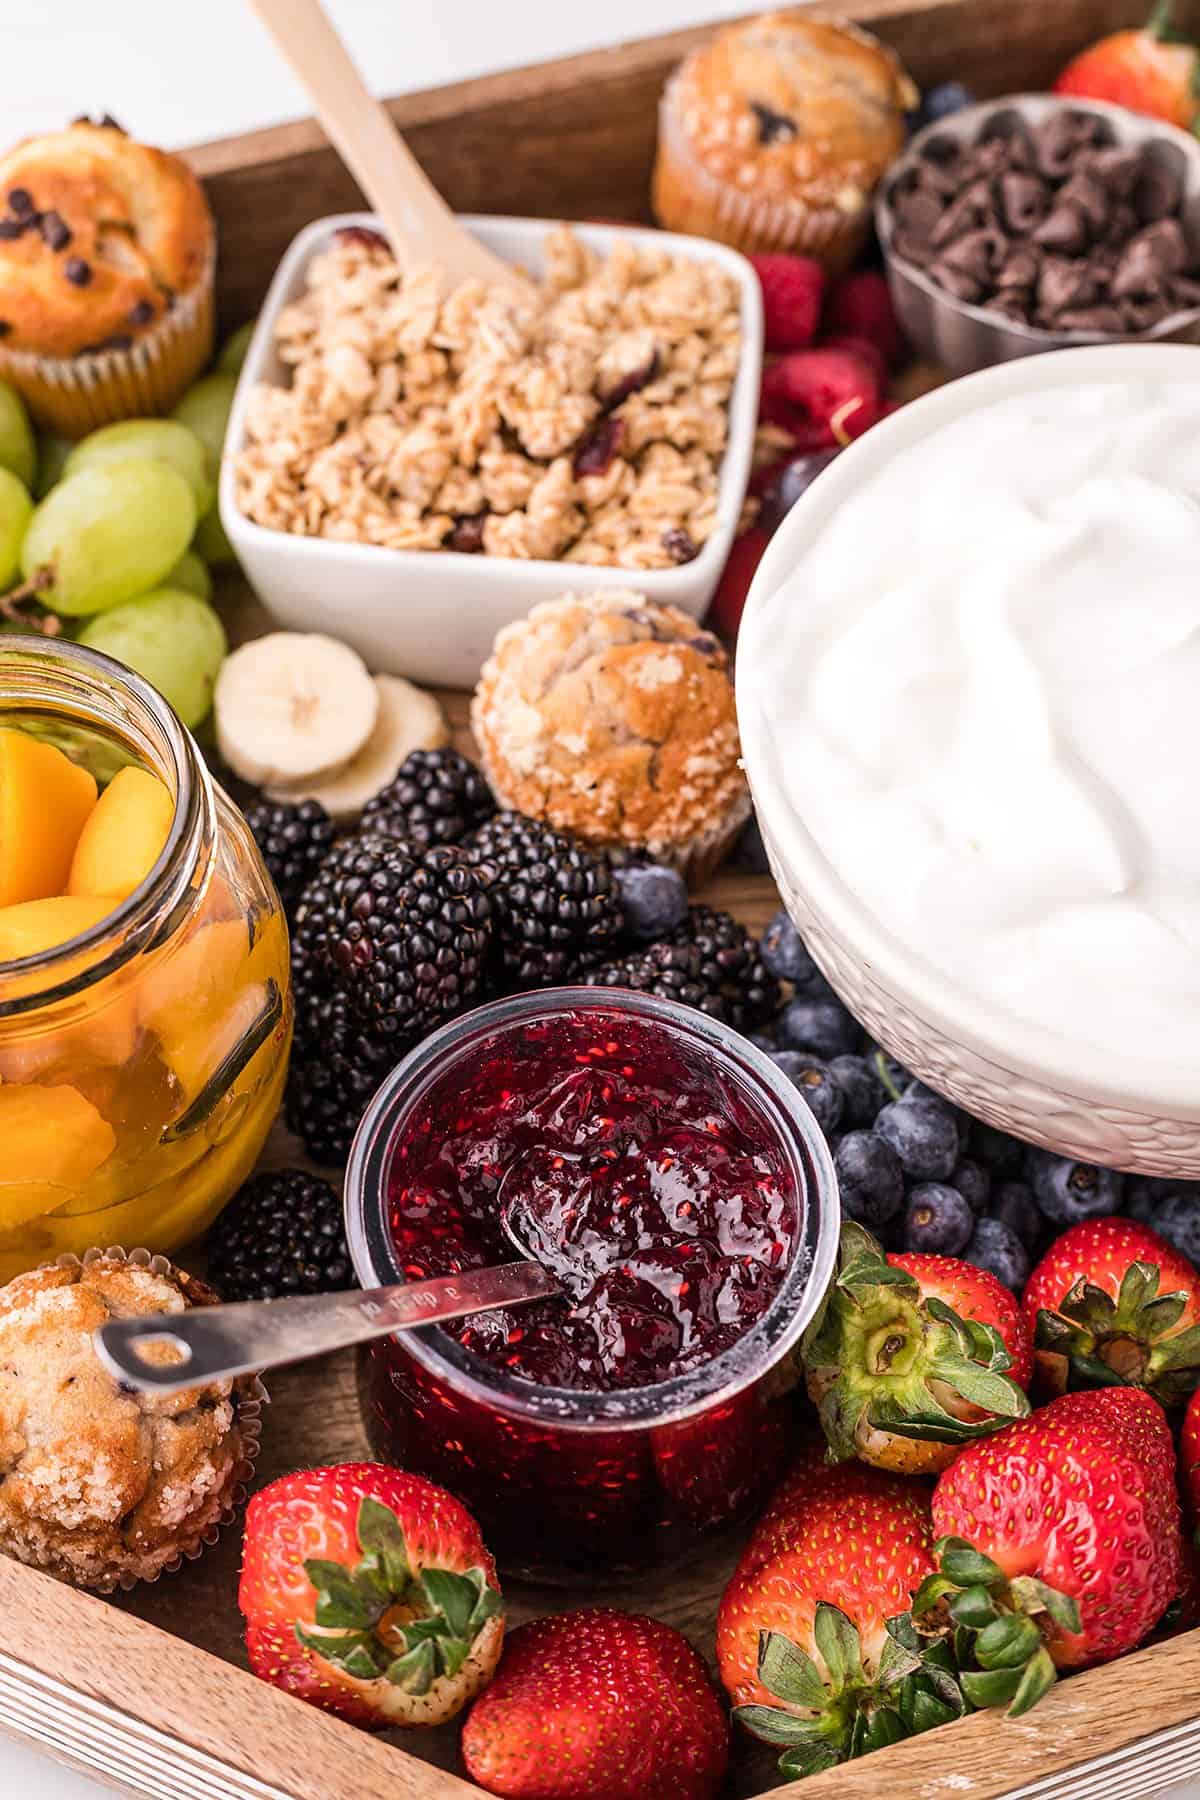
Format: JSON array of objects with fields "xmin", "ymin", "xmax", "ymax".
[
  {"xmin": 461, "ymin": 1609, "xmax": 728, "ymax": 1800},
  {"xmin": 750, "ymin": 253, "xmax": 826, "ymax": 351},
  {"xmin": 1184, "ymin": 1385, "xmax": 1200, "ymax": 1519},
  {"xmin": 759, "ymin": 348, "xmax": 883, "ymax": 452},
  {"xmin": 915, "ymin": 1388, "xmax": 1183, "ymax": 1716},
  {"xmin": 822, "ymin": 270, "xmax": 905, "ymax": 368},
  {"xmin": 1023, "ymin": 1216, "xmax": 1200, "ymax": 1405},
  {"xmin": 238, "ymin": 1461, "xmax": 503, "ymax": 1730},
  {"xmin": 717, "ymin": 1454, "xmax": 966, "ymax": 1778},
  {"xmin": 1053, "ymin": 3, "xmax": 1200, "ymax": 132},
  {"xmin": 707, "ymin": 524, "xmax": 770, "ymax": 640},
  {"xmin": 802, "ymin": 1222, "xmax": 1032, "ymax": 1476}
]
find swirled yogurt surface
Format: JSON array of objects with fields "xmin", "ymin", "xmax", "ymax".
[{"xmin": 748, "ymin": 374, "xmax": 1200, "ymax": 1063}]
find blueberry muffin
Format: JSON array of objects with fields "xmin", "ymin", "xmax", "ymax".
[
  {"xmin": 471, "ymin": 591, "xmax": 751, "ymax": 880},
  {"xmin": 0, "ymin": 118, "xmax": 215, "ymax": 436},
  {"xmin": 0, "ymin": 1250, "xmax": 259, "ymax": 1591},
  {"xmin": 653, "ymin": 12, "xmax": 916, "ymax": 269}
]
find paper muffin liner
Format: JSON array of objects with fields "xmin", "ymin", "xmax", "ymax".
[
  {"xmin": 40, "ymin": 1244, "xmax": 264, "ymax": 1594},
  {"xmin": 652, "ymin": 89, "xmax": 872, "ymax": 272},
  {"xmin": 0, "ymin": 254, "xmax": 215, "ymax": 439}
]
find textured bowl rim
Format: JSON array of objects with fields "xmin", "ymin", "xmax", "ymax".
[
  {"xmin": 876, "ymin": 92, "xmax": 1200, "ymax": 349},
  {"xmin": 736, "ymin": 340, "xmax": 1200, "ymax": 1122}
]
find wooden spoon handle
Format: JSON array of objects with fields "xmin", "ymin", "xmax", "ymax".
[{"xmin": 246, "ymin": 0, "xmax": 510, "ymax": 283}]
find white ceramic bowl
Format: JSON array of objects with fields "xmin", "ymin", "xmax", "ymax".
[
  {"xmin": 219, "ymin": 213, "xmax": 763, "ymax": 691},
  {"xmin": 737, "ymin": 342, "xmax": 1200, "ymax": 1178}
]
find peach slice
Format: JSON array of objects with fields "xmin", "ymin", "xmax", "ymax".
[
  {"xmin": 0, "ymin": 894, "xmax": 112, "ymax": 961},
  {"xmin": 0, "ymin": 728, "xmax": 98, "ymax": 906},
  {"xmin": 0, "ymin": 1082, "xmax": 116, "ymax": 1230},
  {"xmin": 67, "ymin": 766, "xmax": 174, "ymax": 902}
]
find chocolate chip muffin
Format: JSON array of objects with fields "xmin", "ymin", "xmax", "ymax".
[
  {"xmin": 472, "ymin": 591, "xmax": 751, "ymax": 880},
  {"xmin": 0, "ymin": 1250, "xmax": 259, "ymax": 1591},
  {"xmin": 0, "ymin": 118, "xmax": 215, "ymax": 436},
  {"xmin": 653, "ymin": 12, "xmax": 916, "ymax": 269}
]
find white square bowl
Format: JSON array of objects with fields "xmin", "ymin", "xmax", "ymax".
[{"xmin": 219, "ymin": 213, "xmax": 764, "ymax": 690}]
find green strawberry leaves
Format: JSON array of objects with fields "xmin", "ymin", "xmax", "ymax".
[
  {"xmin": 802, "ymin": 1223, "xmax": 1030, "ymax": 1459},
  {"xmin": 911, "ymin": 1535, "xmax": 1081, "ymax": 1722},
  {"xmin": 1034, "ymin": 1261, "xmax": 1200, "ymax": 1405},
  {"xmin": 735, "ymin": 1604, "xmax": 970, "ymax": 1780},
  {"xmin": 295, "ymin": 1498, "xmax": 501, "ymax": 1691}
]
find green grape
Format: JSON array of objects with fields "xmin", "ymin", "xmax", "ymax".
[
  {"xmin": 172, "ymin": 373, "xmax": 235, "ymax": 477},
  {"xmin": 216, "ymin": 321, "xmax": 256, "ymax": 375},
  {"xmin": 163, "ymin": 549, "xmax": 212, "ymax": 600},
  {"xmin": 0, "ymin": 382, "xmax": 35, "ymax": 490},
  {"xmin": 35, "ymin": 431, "xmax": 73, "ymax": 498},
  {"xmin": 64, "ymin": 418, "xmax": 213, "ymax": 517},
  {"xmin": 21, "ymin": 460, "xmax": 197, "ymax": 616},
  {"xmin": 78, "ymin": 588, "xmax": 227, "ymax": 728},
  {"xmin": 0, "ymin": 466, "xmax": 33, "ymax": 589},
  {"xmin": 193, "ymin": 504, "xmax": 237, "ymax": 569}
]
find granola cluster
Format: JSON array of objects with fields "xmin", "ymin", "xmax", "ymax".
[{"xmin": 233, "ymin": 226, "xmax": 742, "ymax": 570}]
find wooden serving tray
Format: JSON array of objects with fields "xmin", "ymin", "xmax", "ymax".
[{"xmin": 2, "ymin": 4, "xmax": 1200, "ymax": 1797}]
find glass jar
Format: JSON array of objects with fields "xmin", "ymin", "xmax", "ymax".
[
  {"xmin": 0, "ymin": 637, "xmax": 291, "ymax": 1281},
  {"xmin": 347, "ymin": 989, "xmax": 838, "ymax": 1584}
]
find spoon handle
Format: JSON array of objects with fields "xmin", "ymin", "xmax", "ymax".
[{"xmin": 95, "ymin": 1261, "xmax": 558, "ymax": 1395}]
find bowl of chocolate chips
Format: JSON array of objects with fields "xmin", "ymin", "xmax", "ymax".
[{"xmin": 877, "ymin": 94, "xmax": 1200, "ymax": 375}]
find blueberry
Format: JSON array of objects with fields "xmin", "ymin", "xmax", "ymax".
[
  {"xmin": 746, "ymin": 1030, "xmax": 777, "ymax": 1052},
  {"xmin": 990, "ymin": 1179, "xmax": 1042, "ymax": 1248},
  {"xmin": 732, "ymin": 814, "xmax": 770, "ymax": 875},
  {"xmin": 903, "ymin": 1182, "xmax": 974, "ymax": 1257},
  {"xmin": 863, "ymin": 1043, "xmax": 915, "ymax": 1103},
  {"xmin": 905, "ymin": 1080, "xmax": 969, "ymax": 1151},
  {"xmin": 1026, "ymin": 1151, "xmax": 1124, "ymax": 1226},
  {"xmin": 964, "ymin": 1217, "xmax": 1030, "ymax": 1292},
  {"xmin": 874, "ymin": 1097, "xmax": 959, "ymax": 1181},
  {"xmin": 948, "ymin": 1157, "xmax": 990, "ymax": 1218},
  {"xmin": 759, "ymin": 451, "xmax": 840, "ymax": 533},
  {"xmin": 761, "ymin": 909, "xmax": 813, "ymax": 984},
  {"xmin": 615, "ymin": 863, "xmax": 689, "ymax": 942},
  {"xmin": 768, "ymin": 1050, "xmax": 843, "ymax": 1137},
  {"xmin": 779, "ymin": 996, "xmax": 860, "ymax": 1060},
  {"xmin": 834, "ymin": 1130, "xmax": 905, "ymax": 1228},
  {"xmin": 1126, "ymin": 1176, "xmax": 1199, "ymax": 1224},
  {"xmin": 1146, "ymin": 1191, "xmax": 1200, "ymax": 1265},
  {"xmin": 828, "ymin": 1054, "xmax": 886, "ymax": 1130},
  {"xmin": 969, "ymin": 1121, "xmax": 1026, "ymax": 1176},
  {"xmin": 918, "ymin": 81, "xmax": 976, "ymax": 126}
]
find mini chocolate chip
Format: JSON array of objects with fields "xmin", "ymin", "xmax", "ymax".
[
  {"xmin": 0, "ymin": 220, "xmax": 21, "ymax": 241},
  {"xmin": 1033, "ymin": 201, "xmax": 1089, "ymax": 255},
  {"xmin": 984, "ymin": 291, "xmax": 1032, "ymax": 320},
  {"xmin": 1059, "ymin": 170, "xmax": 1109, "ymax": 234},
  {"xmin": 1032, "ymin": 113, "xmax": 1082, "ymax": 180},
  {"xmin": 1056, "ymin": 304, "xmax": 1124, "ymax": 333},
  {"xmin": 942, "ymin": 226, "xmax": 1008, "ymax": 284},
  {"xmin": 663, "ymin": 527, "xmax": 698, "ymax": 564},
  {"xmin": 1134, "ymin": 156, "xmax": 1183, "ymax": 224},
  {"xmin": 999, "ymin": 171, "xmax": 1049, "ymax": 234},
  {"xmin": 1038, "ymin": 255, "xmax": 1097, "ymax": 316},
  {"xmin": 930, "ymin": 180, "xmax": 996, "ymax": 247},
  {"xmin": 1170, "ymin": 274, "xmax": 1200, "ymax": 307},
  {"xmin": 7, "ymin": 188, "xmax": 32, "ymax": 217},
  {"xmin": 892, "ymin": 187, "xmax": 943, "ymax": 239},
  {"xmin": 64, "ymin": 256, "xmax": 92, "ymax": 286},
  {"xmin": 99, "ymin": 114, "xmax": 126, "ymax": 132},
  {"xmin": 72, "ymin": 113, "xmax": 92, "ymax": 126},
  {"xmin": 893, "ymin": 228, "xmax": 937, "ymax": 267},
  {"xmin": 1103, "ymin": 203, "xmax": 1138, "ymax": 248},
  {"xmin": 1119, "ymin": 294, "xmax": 1170, "ymax": 331},
  {"xmin": 750, "ymin": 101, "xmax": 798, "ymax": 145},
  {"xmin": 996, "ymin": 245, "xmax": 1040, "ymax": 289},
  {"xmin": 128, "ymin": 298, "xmax": 154, "ymax": 326},
  {"xmin": 40, "ymin": 210, "xmax": 70, "ymax": 251},
  {"xmin": 444, "ymin": 512, "xmax": 487, "ymax": 554},
  {"xmin": 930, "ymin": 262, "xmax": 983, "ymax": 303},
  {"xmin": 1082, "ymin": 146, "xmax": 1139, "ymax": 198},
  {"xmin": 1137, "ymin": 217, "xmax": 1189, "ymax": 272},
  {"xmin": 920, "ymin": 132, "xmax": 960, "ymax": 165}
]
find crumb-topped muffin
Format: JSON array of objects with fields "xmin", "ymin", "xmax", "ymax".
[
  {"xmin": 653, "ymin": 13, "xmax": 916, "ymax": 269},
  {"xmin": 0, "ymin": 1251, "xmax": 259, "ymax": 1591},
  {"xmin": 472, "ymin": 592, "xmax": 751, "ymax": 879},
  {"xmin": 0, "ymin": 118, "xmax": 215, "ymax": 436}
]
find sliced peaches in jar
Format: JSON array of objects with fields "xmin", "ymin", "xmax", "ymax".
[
  {"xmin": 0, "ymin": 1082, "xmax": 116, "ymax": 1230},
  {"xmin": 0, "ymin": 896, "xmax": 140, "ymax": 1078},
  {"xmin": 0, "ymin": 894, "xmax": 112, "ymax": 960},
  {"xmin": 0, "ymin": 729, "xmax": 98, "ymax": 907},
  {"xmin": 67, "ymin": 766, "xmax": 174, "ymax": 903}
]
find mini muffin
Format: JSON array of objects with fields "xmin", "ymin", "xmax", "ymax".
[
  {"xmin": 0, "ymin": 1249, "xmax": 259, "ymax": 1591},
  {"xmin": 652, "ymin": 12, "xmax": 916, "ymax": 269},
  {"xmin": 472, "ymin": 591, "xmax": 751, "ymax": 880},
  {"xmin": 0, "ymin": 118, "xmax": 215, "ymax": 436}
]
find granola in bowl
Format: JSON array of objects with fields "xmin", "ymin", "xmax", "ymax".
[{"xmin": 233, "ymin": 224, "xmax": 743, "ymax": 572}]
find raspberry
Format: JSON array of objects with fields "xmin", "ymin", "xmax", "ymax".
[
  {"xmin": 707, "ymin": 525, "xmax": 770, "ymax": 640},
  {"xmin": 750, "ymin": 253, "xmax": 825, "ymax": 351},
  {"xmin": 818, "ymin": 331, "xmax": 889, "ymax": 389},
  {"xmin": 823, "ymin": 269, "xmax": 905, "ymax": 367},
  {"xmin": 760, "ymin": 348, "xmax": 883, "ymax": 452}
]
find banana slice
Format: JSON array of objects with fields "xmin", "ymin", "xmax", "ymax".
[
  {"xmin": 214, "ymin": 633, "xmax": 379, "ymax": 787},
  {"xmin": 265, "ymin": 674, "xmax": 450, "ymax": 822}
]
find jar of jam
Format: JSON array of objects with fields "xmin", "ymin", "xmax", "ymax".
[
  {"xmin": 348, "ymin": 989, "xmax": 838, "ymax": 1583},
  {"xmin": 0, "ymin": 637, "xmax": 291, "ymax": 1281}
]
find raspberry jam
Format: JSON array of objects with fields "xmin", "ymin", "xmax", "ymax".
[{"xmin": 349, "ymin": 993, "xmax": 836, "ymax": 1582}]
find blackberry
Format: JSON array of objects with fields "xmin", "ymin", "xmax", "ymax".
[
  {"xmin": 584, "ymin": 905, "xmax": 780, "ymax": 1032},
  {"xmin": 242, "ymin": 796, "xmax": 336, "ymax": 916},
  {"xmin": 464, "ymin": 812, "xmax": 623, "ymax": 987},
  {"xmin": 361, "ymin": 748, "xmax": 494, "ymax": 848},
  {"xmin": 286, "ymin": 998, "xmax": 398, "ymax": 1164},
  {"xmin": 207, "ymin": 1169, "xmax": 352, "ymax": 1301},
  {"xmin": 292, "ymin": 835, "xmax": 494, "ymax": 1043}
]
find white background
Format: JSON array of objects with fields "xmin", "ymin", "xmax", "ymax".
[{"xmin": 2, "ymin": 2, "xmax": 1198, "ymax": 1795}]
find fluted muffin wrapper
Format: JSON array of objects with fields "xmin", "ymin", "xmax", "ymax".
[
  {"xmin": 651, "ymin": 89, "xmax": 872, "ymax": 273},
  {"xmin": 41, "ymin": 1244, "xmax": 264, "ymax": 1594},
  {"xmin": 0, "ymin": 256, "xmax": 215, "ymax": 439}
]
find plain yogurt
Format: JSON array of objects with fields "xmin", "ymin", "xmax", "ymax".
[{"xmin": 747, "ymin": 374, "xmax": 1200, "ymax": 1063}]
